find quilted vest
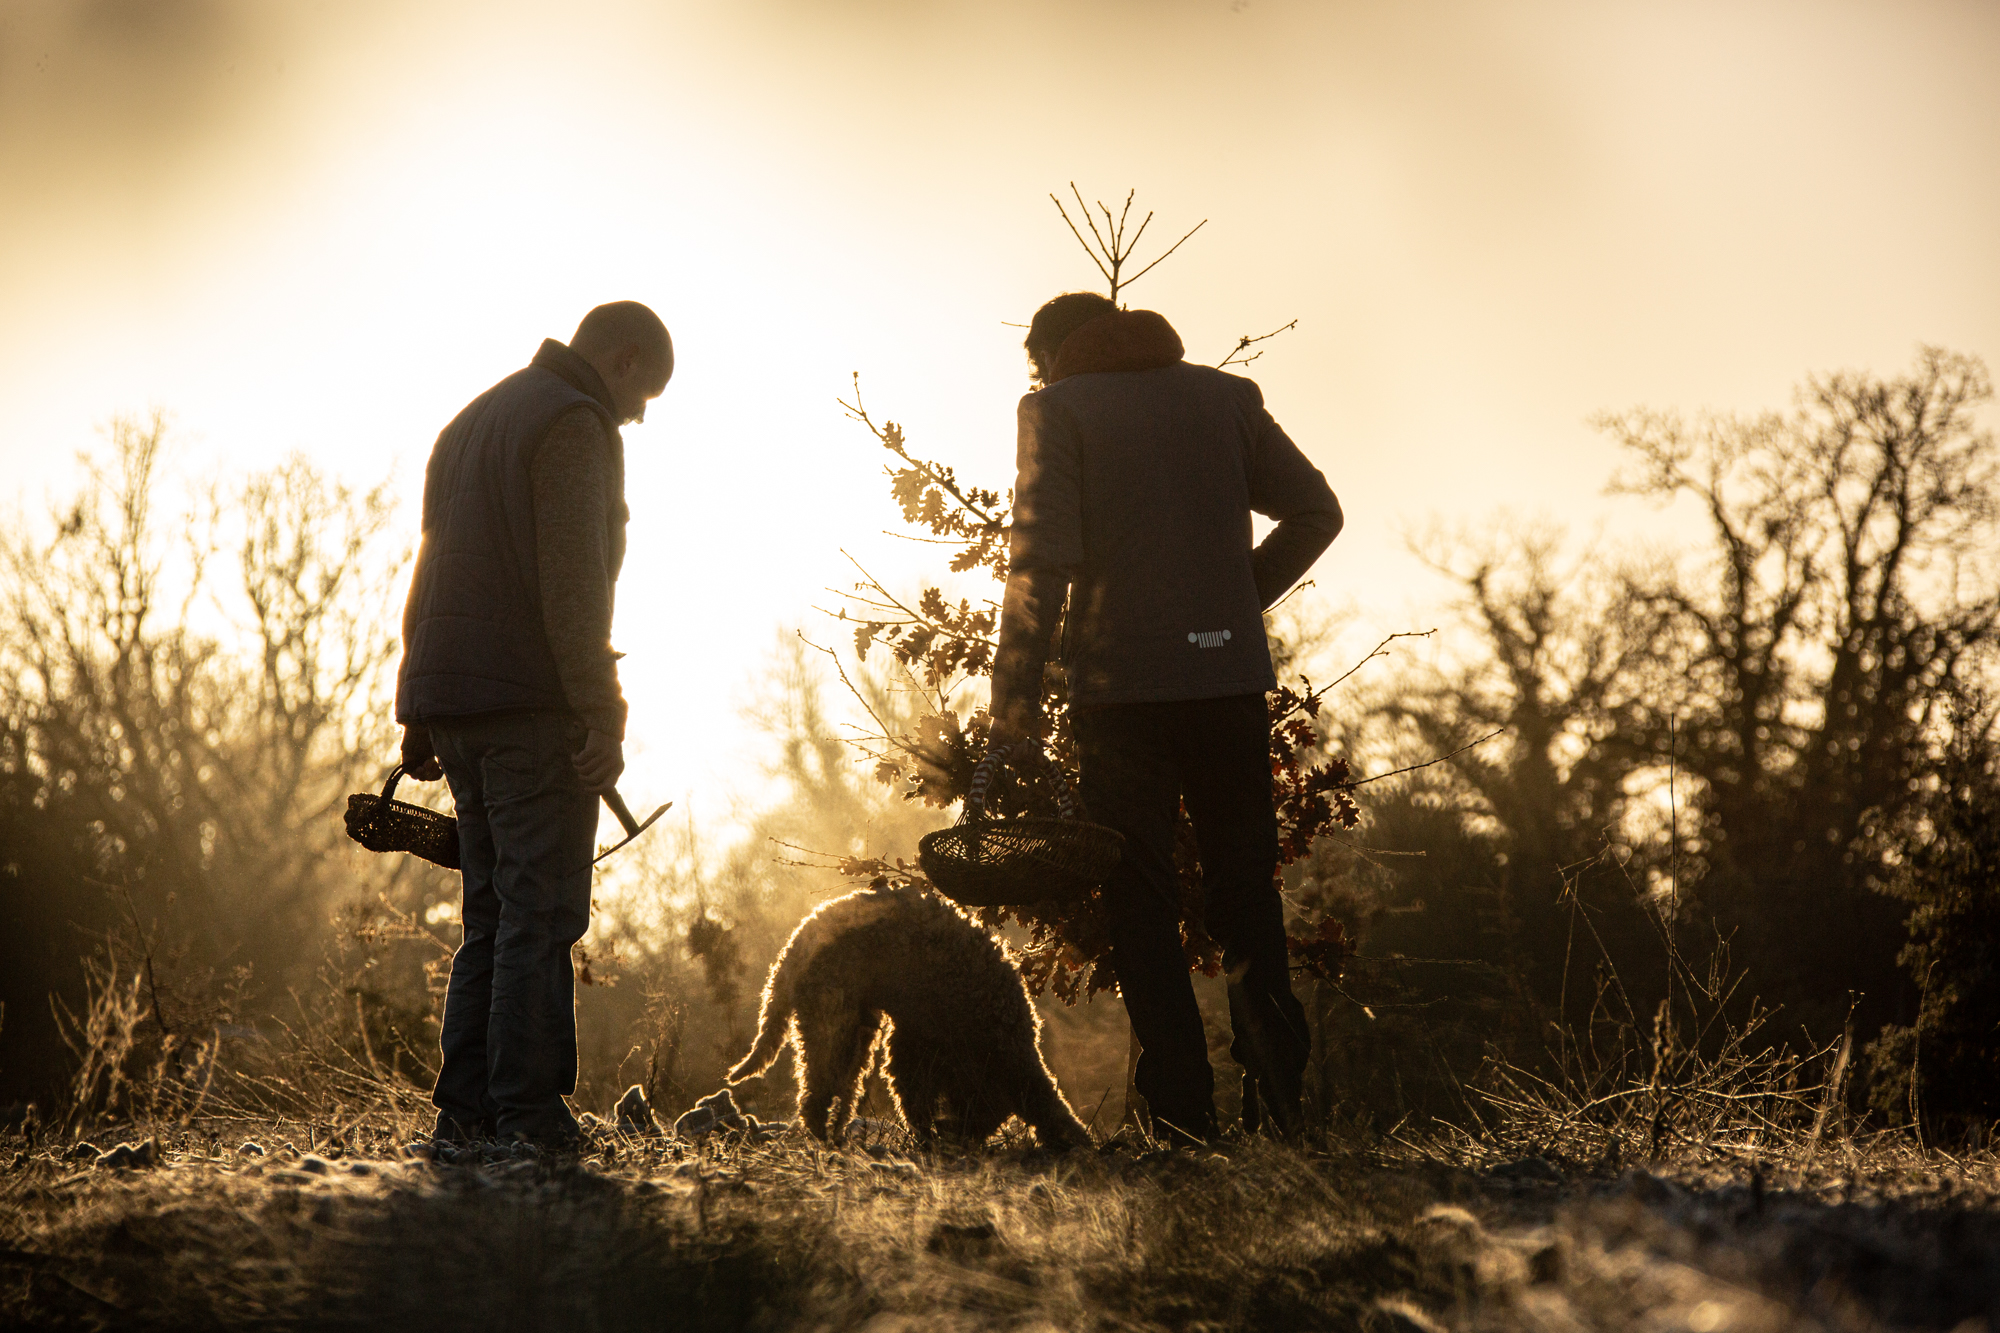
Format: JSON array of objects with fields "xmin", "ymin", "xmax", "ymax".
[{"xmin": 396, "ymin": 343, "xmax": 625, "ymax": 723}]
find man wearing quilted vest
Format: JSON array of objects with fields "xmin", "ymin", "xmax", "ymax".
[
  {"xmin": 990, "ymin": 291, "xmax": 1343, "ymax": 1144},
  {"xmin": 395, "ymin": 302, "xmax": 673, "ymax": 1148}
]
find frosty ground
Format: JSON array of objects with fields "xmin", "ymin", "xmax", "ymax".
[{"xmin": 5, "ymin": 1118, "xmax": 1998, "ymax": 1332}]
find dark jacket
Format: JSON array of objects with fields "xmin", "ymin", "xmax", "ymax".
[
  {"xmin": 1010, "ymin": 310, "xmax": 1340, "ymax": 707},
  {"xmin": 396, "ymin": 341, "xmax": 627, "ymax": 725}
]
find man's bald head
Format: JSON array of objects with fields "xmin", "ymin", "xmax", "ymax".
[{"xmin": 570, "ymin": 301, "xmax": 674, "ymax": 424}]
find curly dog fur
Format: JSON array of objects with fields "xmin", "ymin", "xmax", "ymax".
[{"xmin": 727, "ymin": 884, "xmax": 1093, "ymax": 1149}]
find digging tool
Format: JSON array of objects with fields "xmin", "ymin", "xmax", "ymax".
[{"xmin": 594, "ymin": 788, "xmax": 671, "ymax": 864}]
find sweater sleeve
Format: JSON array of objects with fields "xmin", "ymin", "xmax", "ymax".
[{"xmin": 532, "ymin": 406, "xmax": 628, "ymax": 740}]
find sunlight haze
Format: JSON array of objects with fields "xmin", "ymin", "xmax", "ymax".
[{"xmin": 4, "ymin": 0, "xmax": 1996, "ymax": 833}]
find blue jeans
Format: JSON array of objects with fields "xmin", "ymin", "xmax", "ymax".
[{"xmin": 428, "ymin": 711, "xmax": 597, "ymax": 1141}]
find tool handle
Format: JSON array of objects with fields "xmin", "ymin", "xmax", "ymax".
[{"xmin": 603, "ymin": 789, "xmax": 641, "ymax": 837}]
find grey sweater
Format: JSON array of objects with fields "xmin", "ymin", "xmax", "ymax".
[{"xmin": 531, "ymin": 405, "xmax": 626, "ymax": 739}]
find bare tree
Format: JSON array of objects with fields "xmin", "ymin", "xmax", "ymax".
[
  {"xmin": 1390, "ymin": 523, "xmax": 1676, "ymax": 870},
  {"xmin": 1367, "ymin": 349, "xmax": 2000, "ymax": 1050},
  {"xmin": 0, "ymin": 414, "xmax": 414, "ymax": 1101},
  {"xmin": 1049, "ymin": 185, "xmax": 1206, "ymax": 304},
  {"xmin": 1604, "ymin": 346, "xmax": 2000, "ymax": 1037}
]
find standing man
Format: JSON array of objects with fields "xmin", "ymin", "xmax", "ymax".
[
  {"xmin": 989, "ymin": 292, "xmax": 1342, "ymax": 1144},
  {"xmin": 396, "ymin": 301, "xmax": 673, "ymax": 1147}
]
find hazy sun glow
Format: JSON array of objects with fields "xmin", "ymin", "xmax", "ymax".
[{"xmin": 4, "ymin": 0, "xmax": 1997, "ymax": 836}]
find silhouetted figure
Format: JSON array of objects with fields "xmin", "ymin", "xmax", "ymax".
[
  {"xmin": 396, "ymin": 302, "xmax": 673, "ymax": 1147},
  {"xmin": 989, "ymin": 292, "xmax": 1342, "ymax": 1143}
]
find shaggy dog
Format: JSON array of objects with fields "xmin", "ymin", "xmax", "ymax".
[{"xmin": 727, "ymin": 884, "xmax": 1093, "ymax": 1149}]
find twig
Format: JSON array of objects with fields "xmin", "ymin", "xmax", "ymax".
[
  {"xmin": 797, "ymin": 632, "xmax": 893, "ymax": 728},
  {"xmin": 1264, "ymin": 578, "xmax": 1315, "ymax": 614},
  {"xmin": 1268, "ymin": 630, "xmax": 1433, "ymax": 732},
  {"xmin": 832, "ymin": 550, "xmax": 995, "ymax": 650},
  {"xmin": 1050, "ymin": 190, "xmax": 1114, "ymax": 289},
  {"xmin": 1321, "ymin": 629, "xmax": 1437, "ymax": 697},
  {"xmin": 767, "ymin": 838, "xmax": 854, "ymax": 870},
  {"xmin": 1050, "ymin": 183, "xmax": 1208, "ymax": 301},
  {"xmin": 1218, "ymin": 319, "xmax": 1299, "ymax": 370},
  {"xmin": 1351, "ymin": 726, "xmax": 1508, "ymax": 788},
  {"xmin": 838, "ymin": 376, "xmax": 1004, "ymax": 527},
  {"xmin": 1113, "ymin": 218, "xmax": 1207, "ymax": 296},
  {"xmin": 880, "ymin": 530, "xmax": 991, "ymax": 547},
  {"xmin": 1291, "ymin": 831, "xmax": 1428, "ymax": 859}
]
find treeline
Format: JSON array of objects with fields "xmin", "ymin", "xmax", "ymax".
[
  {"xmin": 0, "ymin": 416, "xmax": 414, "ymax": 1111},
  {"xmin": 1315, "ymin": 347, "xmax": 2000, "ymax": 1140}
]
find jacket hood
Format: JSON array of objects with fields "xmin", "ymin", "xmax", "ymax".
[{"xmin": 1050, "ymin": 309, "xmax": 1185, "ymax": 383}]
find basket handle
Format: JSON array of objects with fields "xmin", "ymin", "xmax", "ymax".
[
  {"xmin": 964, "ymin": 742, "xmax": 1078, "ymax": 823},
  {"xmin": 378, "ymin": 763, "xmax": 407, "ymax": 805}
]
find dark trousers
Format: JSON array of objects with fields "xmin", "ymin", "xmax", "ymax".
[
  {"xmin": 428, "ymin": 711, "xmax": 598, "ymax": 1141},
  {"xmin": 1073, "ymin": 693, "xmax": 1309, "ymax": 1140}
]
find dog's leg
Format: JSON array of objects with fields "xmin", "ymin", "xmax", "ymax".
[
  {"xmin": 886, "ymin": 1026, "xmax": 940, "ymax": 1144},
  {"xmin": 798, "ymin": 1006, "xmax": 875, "ymax": 1142},
  {"xmin": 1022, "ymin": 1083, "xmax": 1094, "ymax": 1150},
  {"xmin": 1004, "ymin": 1050, "xmax": 1094, "ymax": 1150},
  {"xmin": 932, "ymin": 1044, "xmax": 1009, "ymax": 1147},
  {"xmin": 960, "ymin": 1098, "xmax": 1008, "ymax": 1146}
]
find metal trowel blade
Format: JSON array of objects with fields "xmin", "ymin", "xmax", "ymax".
[{"xmin": 593, "ymin": 799, "xmax": 672, "ymax": 864}]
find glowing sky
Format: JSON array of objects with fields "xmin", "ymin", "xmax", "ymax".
[{"xmin": 4, "ymin": 0, "xmax": 1997, "ymax": 824}]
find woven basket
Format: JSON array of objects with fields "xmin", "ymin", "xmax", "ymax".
[
  {"xmin": 918, "ymin": 744, "xmax": 1123, "ymax": 907},
  {"xmin": 344, "ymin": 764, "xmax": 460, "ymax": 870}
]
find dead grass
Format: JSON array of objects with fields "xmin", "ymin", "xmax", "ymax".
[
  {"xmin": 17, "ymin": 856, "xmax": 2000, "ymax": 1330},
  {"xmin": 5, "ymin": 1112, "xmax": 2000, "ymax": 1332}
]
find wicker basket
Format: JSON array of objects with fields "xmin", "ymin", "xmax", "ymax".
[
  {"xmin": 918, "ymin": 744, "xmax": 1123, "ymax": 907},
  {"xmin": 344, "ymin": 764, "xmax": 460, "ymax": 870}
]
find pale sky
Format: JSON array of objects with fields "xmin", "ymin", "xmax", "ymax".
[{"xmin": 4, "ymin": 0, "xmax": 1997, "ymax": 827}]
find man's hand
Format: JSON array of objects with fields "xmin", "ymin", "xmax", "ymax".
[
  {"xmin": 572, "ymin": 729, "xmax": 624, "ymax": 795},
  {"xmin": 985, "ymin": 699, "xmax": 1043, "ymax": 759},
  {"xmin": 401, "ymin": 724, "xmax": 443, "ymax": 782}
]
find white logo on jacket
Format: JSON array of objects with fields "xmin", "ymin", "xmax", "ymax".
[{"xmin": 1188, "ymin": 630, "xmax": 1233, "ymax": 649}]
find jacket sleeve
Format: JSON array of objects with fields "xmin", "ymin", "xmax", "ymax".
[
  {"xmin": 531, "ymin": 406, "xmax": 629, "ymax": 739},
  {"xmin": 1239, "ymin": 381, "xmax": 1343, "ymax": 609},
  {"xmin": 1007, "ymin": 392, "xmax": 1083, "ymax": 575}
]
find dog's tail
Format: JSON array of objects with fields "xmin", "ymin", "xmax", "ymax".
[
  {"xmin": 726, "ymin": 908, "xmax": 823, "ymax": 1083},
  {"xmin": 726, "ymin": 965, "xmax": 795, "ymax": 1083}
]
